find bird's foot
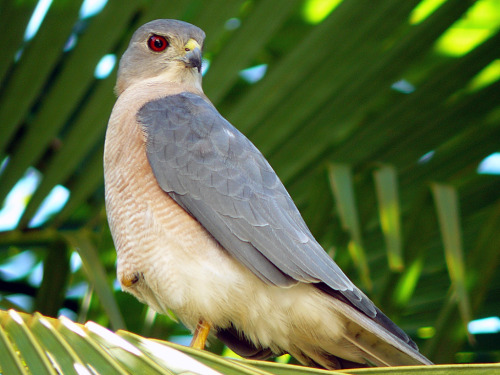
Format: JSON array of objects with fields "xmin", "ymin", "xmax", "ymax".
[
  {"xmin": 190, "ymin": 319, "xmax": 211, "ymax": 349},
  {"xmin": 120, "ymin": 272, "xmax": 140, "ymax": 287}
]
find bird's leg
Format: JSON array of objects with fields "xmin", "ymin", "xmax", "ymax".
[{"xmin": 190, "ymin": 319, "xmax": 211, "ymax": 349}]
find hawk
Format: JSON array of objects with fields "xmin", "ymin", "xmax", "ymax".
[{"xmin": 104, "ymin": 19, "xmax": 432, "ymax": 369}]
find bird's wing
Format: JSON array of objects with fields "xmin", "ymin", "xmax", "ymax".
[{"xmin": 138, "ymin": 92, "xmax": 376, "ymax": 316}]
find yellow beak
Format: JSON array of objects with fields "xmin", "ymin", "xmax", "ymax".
[{"xmin": 183, "ymin": 39, "xmax": 202, "ymax": 72}]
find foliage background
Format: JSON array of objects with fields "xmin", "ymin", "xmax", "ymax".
[{"xmin": 0, "ymin": 0, "xmax": 499, "ymax": 369}]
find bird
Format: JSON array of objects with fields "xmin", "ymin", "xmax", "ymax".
[{"xmin": 104, "ymin": 19, "xmax": 432, "ymax": 369}]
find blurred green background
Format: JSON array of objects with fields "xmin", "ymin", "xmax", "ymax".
[{"xmin": 0, "ymin": 0, "xmax": 499, "ymax": 367}]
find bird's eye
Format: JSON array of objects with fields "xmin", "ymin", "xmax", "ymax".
[{"xmin": 147, "ymin": 35, "xmax": 168, "ymax": 52}]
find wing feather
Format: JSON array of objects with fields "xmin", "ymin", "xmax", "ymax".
[{"xmin": 138, "ymin": 92, "xmax": 373, "ymax": 312}]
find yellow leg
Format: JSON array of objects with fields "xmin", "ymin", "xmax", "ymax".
[{"xmin": 190, "ymin": 320, "xmax": 211, "ymax": 349}]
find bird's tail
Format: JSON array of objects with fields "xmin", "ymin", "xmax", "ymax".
[
  {"xmin": 216, "ymin": 287, "xmax": 432, "ymax": 369},
  {"xmin": 290, "ymin": 296, "xmax": 433, "ymax": 369}
]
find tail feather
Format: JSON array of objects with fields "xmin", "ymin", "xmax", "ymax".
[
  {"xmin": 215, "ymin": 287, "xmax": 432, "ymax": 369},
  {"xmin": 331, "ymin": 298, "xmax": 433, "ymax": 366}
]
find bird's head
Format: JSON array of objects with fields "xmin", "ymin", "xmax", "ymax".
[{"xmin": 115, "ymin": 19, "xmax": 205, "ymax": 96}]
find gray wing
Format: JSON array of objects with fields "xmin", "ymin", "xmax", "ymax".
[{"xmin": 138, "ymin": 92, "xmax": 375, "ymax": 317}]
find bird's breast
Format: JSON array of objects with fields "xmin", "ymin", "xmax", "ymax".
[{"xmin": 103, "ymin": 82, "xmax": 259, "ymax": 327}]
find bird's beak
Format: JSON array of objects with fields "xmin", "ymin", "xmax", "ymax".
[{"xmin": 182, "ymin": 39, "xmax": 202, "ymax": 73}]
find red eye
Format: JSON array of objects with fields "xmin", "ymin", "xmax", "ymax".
[{"xmin": 147, "ymin": 35, "xmax": 168, "ymax": 52}]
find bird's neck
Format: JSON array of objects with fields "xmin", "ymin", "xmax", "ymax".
[
  {"xmin": 117, "ymin": 75, "xmax": 209, "ymax": 110},
  {"xmin": 156, "ymin": 65, "xmax": 203, "ymax": 94},
  {"xmin": 115, "ymin": 65, "xmax": 203, "ymax": 97}
]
